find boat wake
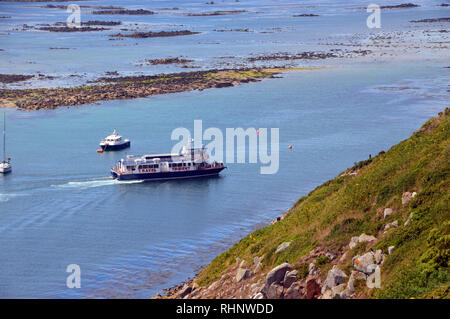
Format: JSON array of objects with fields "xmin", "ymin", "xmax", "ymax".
[{"xmin": 54, "ymin": 178, "xmax": 143, "ymax": 190}]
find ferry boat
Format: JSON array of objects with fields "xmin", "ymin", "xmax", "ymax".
[
  {"xmin": 0, "ymin": 113, "xmax": 12, "ymax": 174},
  {"xmin": 111, "ymin": 140, "xmax": 226, "ymax": 181},
  {"xmin": 99, "ymin": 129, "xmax": 130, "ymax": 151}
]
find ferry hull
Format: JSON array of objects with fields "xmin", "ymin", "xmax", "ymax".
[
  {"xmin": 111, "ymin": 167, "xmax": 225, "ymax": 181},
  {"xmin": 101, "ymin": 141, "xmax": 130, "ymax": 151}
]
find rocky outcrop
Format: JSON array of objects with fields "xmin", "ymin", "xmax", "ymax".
[
  {"xmin": 275, "ymin": 242, "xmax": 291, "ymax": 254},
  {"xmin": 235, "ymin": 268, "xmax": 253, "ymax": 282},
  {"xmin": 322, "ymin": 265, "xmax": 347, "ymax": 293},
  {"xmin": 349, "ymin": 233, "xmax": 377, "ymax": 249},
  {"xmin": 262, "ymin": 263, "xmax": 292, "ymax": 292}
]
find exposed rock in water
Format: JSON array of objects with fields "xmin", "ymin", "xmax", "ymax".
[
  {"xmin": 0, "ymin": 74, "xmax": 33, "ymax": 83},
  {"xmin": 177, "ymin": 284, "xmax": 192, "ymax": 298},
  {"xmin": 380, "ymin": 3, "xmax": 420, "ymax": 9},
  {"xmin": 141, "ymin": 57, "xmax": 194, "ymax": 65},
  {"xmin": 410, "ymin": 17, "xmax": 450, "ymax": 23},
  {"xmin": 110, "ymin": 30, "xmax": 200, "ymax": 39},
  {"xmin": 93, "ymin": 9, "xmax": 155, "ymax": 15},
  {"xmin": 185, "ymin": 10, "xmax": 247, "ymax": 16},
  {"xmin": 0, "ymin": 68, "xmax": 283, "ymax": 110},
  {"xmin": 38, "ymin": 26, "xmax": 109, "ymax": 32},
  {"xmin": 293, "ymin": 14, "xmax": 319, "ymax": 17}
]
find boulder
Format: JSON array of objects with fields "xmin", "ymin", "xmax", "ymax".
[
  {"xmin": 388, "ymin": 246, "xmax": 395, "ymax": 255},
  {"xmin": 254, "ymin": 262, "xmax": 262, "ymax": 273},
  {"xmin": 383, "ymin": 208, "xmax": 393, "ymax": 219},
  {"xmin": 359, "ymin": 233, "xmax": 377, "ymax": 243},
  {"xmin": 347, "ymin": 270, "xmax": 367, "ymax": 294},
  {"xmin": 331, "ymin": 284, "xmax": 347, "ymax": 299},
  {"xmin": 321, "ymin": 289, "xmax": 333, "ymax": 299},
  {"xmin": 235, "ymin": 268, "xmax": 252, "ymax": 282},
  {"xmin": 353, "ymin": 252, "xmax": 376, "ymax": 274},
  {"xmin": 177, "ymin": 284, "xmax": 192, "ymax": 298},
  {"xmin": 275, "ymin": 242, "xmax": 291, "ymax": 254},
  {"xmin": 266, "ymin": 283, "xmax": 284, "ymax": 299},
  {"xmin": 284, "ymin": 282, "xmax": 304, "ymax": 299},
  {"xmin": 305, "ymin": 278, "xmax": 321, "ymax": 299},
  {"xmin": 374, "ymin": 249, "xmax": 384, "ymax": 264},
  {"xmin": 283, "ymin": 270, "xmax": 298, "ymax": 288},
  {"xmin": 384, "ymin": 220, "xmax": 398, "ymax": 230},
  {"xmin": 349, "ymin": 236, "xmax": 359, "ymax": 249},
  {"xmin": 265, "ymin": 263, "xmax": 293, "ymax": 288},
  {"xmin": 349, "ymin": 233, "xmax": 377, "ymax": 249},
  {"xmin": 322, "ymin": 265, "xmax": 347, "ymax": 293}
]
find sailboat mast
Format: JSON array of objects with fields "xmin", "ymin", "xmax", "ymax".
[{"xmin": 3, "ymin": 112, "xmax": 5, "ymax": 162}]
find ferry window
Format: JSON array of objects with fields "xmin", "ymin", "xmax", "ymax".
[
  {"xmin": 183, "ymin": 163, "xmax": 186, "ymax": 166},
  {"xmin": 178, "ymin": 163, "xmax": 182, "ymax": 167},
  {"xmin": 155, "ymin": 165, "xmax": 159, "ymax": 168}
]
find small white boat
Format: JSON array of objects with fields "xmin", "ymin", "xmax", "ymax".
[
  {"xmin": 0, "ymin": 113, "xmax": 11, "ymax": 174},
  {"xmin": 99, "ymin": 129, "xmax": 130, "ymax": 152}
]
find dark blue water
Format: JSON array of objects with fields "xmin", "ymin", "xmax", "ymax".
[{"xmin": 0, "ymin": 1, "xmax": 449, "ymax": 298}]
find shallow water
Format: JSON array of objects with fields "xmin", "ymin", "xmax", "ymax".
[{"xmin": 0, "ymin": 1, "xmax": 449, "ymax": 298}]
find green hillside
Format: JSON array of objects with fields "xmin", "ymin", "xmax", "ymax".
[{"xmin": 196, "ymin": 108, "xmax": 450, "ymax": 299}]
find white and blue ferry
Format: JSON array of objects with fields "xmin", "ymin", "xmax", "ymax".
[{"xmin": 110, "ymin": 140, "xmax": 226, "ymax": 181}]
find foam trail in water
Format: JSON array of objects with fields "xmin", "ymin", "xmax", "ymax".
[
  {"xmin": 53, "ymin": 178, "xmax": 143, "ymax": 190},
  {"xmin": 0, "ymin": 193, "xmax": 23, "ymax": 203}
]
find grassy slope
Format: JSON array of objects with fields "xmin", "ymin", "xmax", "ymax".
[{"xmin": 197, "ymin": 109, "xmax": 450, "ymax": 299}]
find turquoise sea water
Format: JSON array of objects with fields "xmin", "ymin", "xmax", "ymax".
[{"xmin": 0, "ymin": 1, "xmax": 449, "ymax": 298}]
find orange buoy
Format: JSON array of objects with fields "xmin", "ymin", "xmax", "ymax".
[
  {"xmin": 97, "ymin": 149, "xmax": 104, "ymax": 153},
  {"xmin": 257, "ymin": 129, "xmax": 260, "ymax": 135}
]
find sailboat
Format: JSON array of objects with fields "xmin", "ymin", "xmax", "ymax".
[{"xmin": 0, "ymin": 112, "xmax": 12, "ymax": 174}]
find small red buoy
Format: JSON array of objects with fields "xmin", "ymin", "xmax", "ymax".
[
  {"xmin": 289, "ymin": 145, "xmax": 292, "ymax": 150},
  {"xmin": 97, "ymin": 149, "xmax": 104, "ymax": 153},
  {"xmin": 257, "ymin": 129, "xmax": 260, "ymax": 135}
]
